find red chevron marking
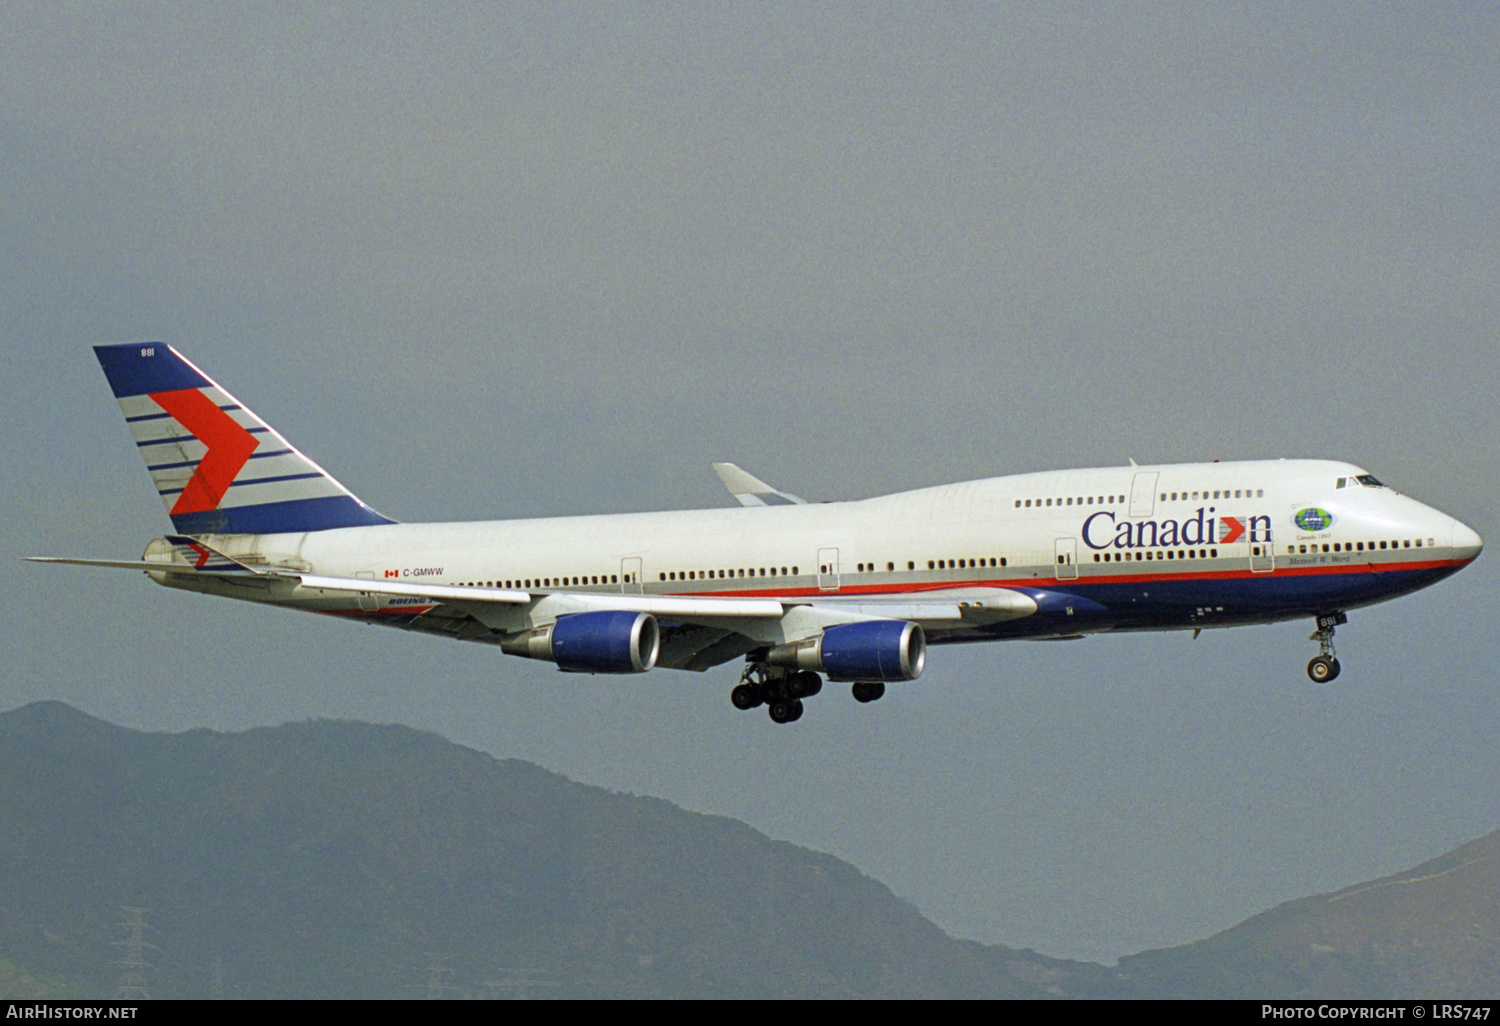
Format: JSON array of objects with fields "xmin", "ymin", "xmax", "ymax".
[
  {"xmin": 149, "ymin": 389, "xmax": 259, "ymax": 516},
  {"xmin": 1218, "ymin": 517, "xmax": 1246, "ymax": 544}
]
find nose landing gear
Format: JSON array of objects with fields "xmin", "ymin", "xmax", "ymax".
[{"xmin": 1307, "ymin": 612, "xmax": 1347, "ymax": 684}]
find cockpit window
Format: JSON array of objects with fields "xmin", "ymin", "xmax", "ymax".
[
  {"xmin": 1336, "ymin": 477, "xmax": 1347, "ymax": 489},
  {"xmin": 1355, "ymin": 474, "xmax": 1385, "ymax": 487}
]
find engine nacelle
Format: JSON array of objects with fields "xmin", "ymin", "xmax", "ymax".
[
  {"xmin": 766, "ymin": 620, "xmax": 925, "ymax": 682},
  {"xmin": 500, "ymin": 611, "xmax": 660, "ymax": 674}
]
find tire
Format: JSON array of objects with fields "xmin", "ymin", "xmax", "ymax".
[
  {"xmin": 791, "ymin": 671, "xmax": 823, "ymax": 699},
  {"xmin": 1308, "ymin": 656, "xmax": 1336, "ymax": 684},
  {"xmin": 731, "ymin": 683, "xmax": 761, "ymax": 710}
]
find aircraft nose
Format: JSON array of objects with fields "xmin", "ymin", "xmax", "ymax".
[{"xmin": 1451, "ymin": 519, "xmax": 1483, "ymax": 562}]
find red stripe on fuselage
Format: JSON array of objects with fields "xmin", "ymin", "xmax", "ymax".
[{"xmin": 652, "ymin": 557, "xmax": 1472, "ymax": 599}]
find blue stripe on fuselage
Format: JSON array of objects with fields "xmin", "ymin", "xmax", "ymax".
[{"xmin": 925, "ymin": 564, "xmax": 1466, "ymax": 643}]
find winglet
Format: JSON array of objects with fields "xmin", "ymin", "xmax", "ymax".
[{"xmin": 711, "ymin": 463, "xmax": 808, "ymax": 507}]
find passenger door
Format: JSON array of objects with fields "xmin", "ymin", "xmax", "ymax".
[
  {"xmin": 817, "ymin": 547, "xmax": 840, "ymax": 592},
  {"xmin": 1129, "ymin": 472, "xmax": 1159, "ymax": 518},
  {"xmin": 620, "ymin": 556, "xmax": 643, "ymax": 593},
  {"xmin": 1054, "ymin": 538, "xmax": 1079, "ymax": 581}
]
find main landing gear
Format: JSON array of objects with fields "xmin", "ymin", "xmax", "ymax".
[
  {"xmin": 732, "ymin": 664, "xmax": 820, "ymax": 723},
  {"xmin": 1307, "ymin": 612, "xmax": 1347, "ymax": 684},
  {"xmin": 732, "ymin": 664, "xmax": 889, "ymax": 723}
]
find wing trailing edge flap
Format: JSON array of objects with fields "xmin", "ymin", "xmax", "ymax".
[{"xmin": 812, "ymin": 588, "xmax": 1039, "ymax": 626}]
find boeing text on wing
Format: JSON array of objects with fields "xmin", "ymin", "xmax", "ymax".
[{"xmin": 31, "ymin": 344, "xmax": 1483, "ymax": 722}]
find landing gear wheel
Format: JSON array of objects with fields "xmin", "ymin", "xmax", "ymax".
[
  {"xmin": 1306, "ymin": 612, "xmax": 1346, "ymax": 685},
  {"xmin": 791, "ymin": 671, "xmax": 823, "ymax": 699},
  {"xmin": 768, "ymin": 699, "xmax": 803, "ymax": 724},
  {"xmin": 731, "ymin": 683, "xmax": 762, "ymax": 710},
  {"xmin": 852, "ymin": 681, "xmax": 886, "ymax": 704},
  {"xmin": 1307, "ymin": 655, "xmax": 1340, "ymax": 684}
]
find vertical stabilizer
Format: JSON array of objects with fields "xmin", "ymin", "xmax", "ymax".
[{"xmin": 94, "ymin": 343, "xmax": 394, "ymax": 535}]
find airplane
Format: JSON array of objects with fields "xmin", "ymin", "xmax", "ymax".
[{"xmin": 31, "ymin": 343, "xmax": 1483, "ymax": 724}]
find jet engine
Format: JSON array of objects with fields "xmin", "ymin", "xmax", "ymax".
[
  {"xmin": 500, "ymin": 610, "xmax": 660, "ymax": 674},
  {"xmin": 765, "ymin": 620, "xmax": 925, "ymax": 682}
]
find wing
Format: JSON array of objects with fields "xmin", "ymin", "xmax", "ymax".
[
  {"xmin": 711, "ymin": 462, "xmax": 808, "ymax": 506},
  {"xmin": 29, "ymin": 546, "xmax": 1038, "ymax": 672}
]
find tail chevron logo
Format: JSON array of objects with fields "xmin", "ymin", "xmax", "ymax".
[
  {"xmin": 148, "ymin": 388, "xmax": 259, "ymax": 515},
  {"xmin": 94, "ymin": 342, "xmax": 395, "ymax": 535}
]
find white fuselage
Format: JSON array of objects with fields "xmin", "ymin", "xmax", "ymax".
[{"xmin": 159, "ymin": 459, "xmax": 1481, "ymax": 653}]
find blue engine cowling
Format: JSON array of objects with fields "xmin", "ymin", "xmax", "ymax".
[
  {"xmin": 500, "ymin": 610, "xmax": 660, "ymax": 674},
  {"xmin": 767, "ymin": 620, "xmax": 925, "ymax": 682}
]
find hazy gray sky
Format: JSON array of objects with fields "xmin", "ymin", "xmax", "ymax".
[{"xmin": 4, "ymin": 3, "xmax": 1497, "ymax": 963}]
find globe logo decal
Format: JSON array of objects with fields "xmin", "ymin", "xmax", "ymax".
[{"xmin": 1294, "ymin": 507, "xmax": 1334, "ymax": 532}]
